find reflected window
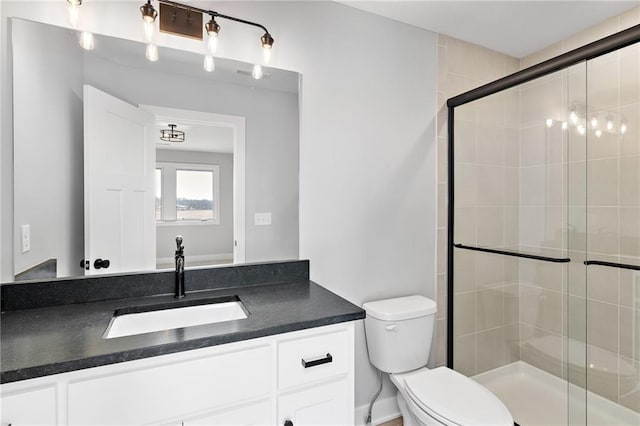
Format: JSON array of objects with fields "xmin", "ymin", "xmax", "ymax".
[{"xmin": 176, "ymin": 170, "xmax": 215, "ymax": 221}]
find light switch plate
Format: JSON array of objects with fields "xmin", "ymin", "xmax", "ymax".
[
  {"xmin": 21, "ymin": 224, "xmax": 30, "ymax": 253},
  {"xmin": 254, "ymin": 212, "xmax": 272, "ymax": 226}
]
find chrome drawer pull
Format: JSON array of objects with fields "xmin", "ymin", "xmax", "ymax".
[{"xmin": 301, "ymin": 353, "xmax": 333, "ymax": 368}]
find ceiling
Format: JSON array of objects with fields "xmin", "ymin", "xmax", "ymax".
[{"xmin": 339, "ymin": 1, "xmax": 640, "ymax": 58}]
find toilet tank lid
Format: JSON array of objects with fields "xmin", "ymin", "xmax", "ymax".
[{"xmin": 363, "ymin": 295, "xmax": 437, "ymax": 321}]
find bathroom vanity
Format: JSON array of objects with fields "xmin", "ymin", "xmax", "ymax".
[{"xmin": 0, "ymin": 260, "xmax": 365, "ymax": 425}]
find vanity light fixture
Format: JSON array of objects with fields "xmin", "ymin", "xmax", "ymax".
[
  {"xmin": 139, "ymin": 0, "xmax": 275, "ymax": 72},
  {"xmin": 160, "ymin": 124, "xmax": 185, "ymax": 142},
  {"xmin": 67, "ymin": 0, "xmax": 82, "ymax": 28},
  {"xmin": 140, "ymin": 0, "xmax": 158, "ymax": 43}
]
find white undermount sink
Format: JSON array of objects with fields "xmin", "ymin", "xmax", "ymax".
[{"xmin": 103, "ymin": 298, "xmax": 248, "ymax": 339}]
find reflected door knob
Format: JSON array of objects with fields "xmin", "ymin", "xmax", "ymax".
[{"xmin": 94, "ymin": 258, "xmax": 110, "ymax": 269}]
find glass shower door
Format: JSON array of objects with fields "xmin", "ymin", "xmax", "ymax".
[{"xmin": 582, "ymin": 42, "xmax": 640, "ymax": 424}]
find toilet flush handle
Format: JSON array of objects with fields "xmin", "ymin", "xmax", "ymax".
[{"xmin": 385, "ymin": 324, "xmax": 399, "ymax": 332}]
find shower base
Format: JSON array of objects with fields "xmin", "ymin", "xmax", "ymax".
[{"xmin": 473, "ymin": 361, "xmax": 640, "ymax": 426}]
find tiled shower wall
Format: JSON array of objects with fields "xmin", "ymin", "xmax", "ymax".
[{"xmin": 434, "ymin": 34, "xmax": 519, "ymax": 368}]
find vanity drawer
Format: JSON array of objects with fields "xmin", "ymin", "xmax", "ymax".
[
  {"xmin": 68, "ymin": 344, "xmax": 271, "ymax": 425},
  {"xmin": 278, "ymin": 329, "xmax": 349, "ymax": 390}
]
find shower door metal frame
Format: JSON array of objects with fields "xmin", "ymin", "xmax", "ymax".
[{"xmin": 446, "ymin": 24, "xmax": 640, "ymax": 368}]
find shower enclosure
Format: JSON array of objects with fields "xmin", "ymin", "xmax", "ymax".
[{"xmin": 448, "ymin": 26, "xmax": 640, "ymax": 425}]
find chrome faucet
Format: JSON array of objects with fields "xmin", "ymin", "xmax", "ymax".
[{"xmin": 175, "ymin": 235, "xmax": 185, "ymax": 299}]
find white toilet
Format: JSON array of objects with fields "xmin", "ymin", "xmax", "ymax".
[{"xmin": 363, "ymin": 295, "xmax": 513, "ymax": 426}]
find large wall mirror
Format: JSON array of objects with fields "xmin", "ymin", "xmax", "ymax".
[{"xmin": 9, "ymin": 18, "xmax": 299, "ymax": 282}]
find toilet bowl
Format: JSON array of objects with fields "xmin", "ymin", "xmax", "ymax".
[{"xmin": 363, "ymin": 295, "xmax": 513, "ymax": 426}]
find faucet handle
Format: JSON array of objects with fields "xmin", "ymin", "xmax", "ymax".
[{"xmin": 176, "ymin": 235, "xmax": 183, "ymax": 249}]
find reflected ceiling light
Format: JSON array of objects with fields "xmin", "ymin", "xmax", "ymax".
[
  {"xmin": 146, "ymin": 44, "xmax": 159, "ymax": 62},
  {"xmin": 577, "ymin": 124, "xmax": 586, "ymax": 135},
  {"xmin": 606, "ymin": 115, "xmax": 614, "ymax": 131},
  {"xmin": 204, "ymin": 55, "xmax": 215, "ymax": 72},
  {"xmin": 561, "ymin": 122, "xmax": 568, "ymax": 131},
  {"xmin": 67, "ymin": 0, "xmax": 81, "ymax": 28},
  {"xmin": 160, "ymin": 124, "xmax": 185, "ymax": 142},
  {"xmin": 620, "ymin": 119, "xmax": 628, "ymax": 135},
  {"xmin": 78, "ymin": 31, "xmax": 94, "ymax": 50},
  {"xmin": 595, "ymin": 129, "xmax": 602, "ymax": 138},
  {"xmin": 590, "ymin": 117, "xmax": 598, "ymax": 129},
  {"xmin": 252, "ymin": 64, "xmax": 264, "ymax": 80},
  {"xmin": 545, "ymin": 118, "xmax": 553, "ymax": 128},
  {"xmin": 570, "ymin": 109, "xmax": 579, "ymax": 124}
]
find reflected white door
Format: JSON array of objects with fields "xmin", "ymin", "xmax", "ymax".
[{"xmin": 83, "ymin": 85, "xmax": 156, "ymax": 275}]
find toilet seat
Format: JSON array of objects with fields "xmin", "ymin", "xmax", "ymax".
[{"xmin": 392, "ymin": 367, "xmax": 513, "ymax": 426}]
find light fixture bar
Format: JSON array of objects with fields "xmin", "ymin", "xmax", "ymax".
[{"xmin": 157, "ymin": 0, "xmax": 273, "ymax": 36}]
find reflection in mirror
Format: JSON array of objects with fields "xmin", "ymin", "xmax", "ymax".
[{"xmin": 10, "ymin": 18, "xmax": 299, "ymax": 282}]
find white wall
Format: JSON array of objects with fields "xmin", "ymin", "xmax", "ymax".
[
  {"xmin": 156, "ymin": 150, "xmax": 234, "ymax": 263},
  {"xmin": 12, "ymin": 19, "xmax": 84, "ymax": 278},
  {"xmin": 0, "ymin": 1, "xmax": 437, "ymax": 416}
]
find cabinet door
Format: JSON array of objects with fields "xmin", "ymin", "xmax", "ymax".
[
  {"xmin": 1, "ymin": 386, "xmax": 57, "ymax": 426},
  {"xmin": 277, "ymin": 380, "xmax": 350, "ymax": 426},
  {"xmin": 186, "ymin": 399, "xmax": 271, "ymax": 425}
]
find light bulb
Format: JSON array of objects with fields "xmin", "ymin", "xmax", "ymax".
[
  {"xmin": 203, "ymin": 55, "xmax": 215, "ymax": 72},
  {"xmin": 78, "ymin": 31, "xmax": 94, "ymax": 50},
  {"xmin": 606, "ymin": 115, "xmax": 614, "ymax": 131},
  {"xmin": 620, "ymin": 121, "xmax": 628, "ymax": 135},
  {"xmin": 207, "ymin": 34, "xmax": 218, "ymax": 54},
  {"xmin": 263, "ymin": 46, "xmax": 272, "ymax": 65},
  {"xmin": 562, "ymin": 122, "xmax": 568, "ymax": 131},
  {"xmin": 68, "ymin": 3, "xmax": 80, "ymax": 28},
  {"xmin": 546, "ymin": 118, "xmax": 553, "ymax": 128},
  {"xmin": 570, "ymin": 110, "xmax": 578, "ymax": 124},
  {"xmin": 591, "ymin": 117, "xmax": 598, "ymax": 128},
  {"xmin": 252, "ymin": 64, "xmax": 263, "ymax": 80},
  {"xmin": 577, "ymin": 124, "xmax": 586, "ymax": 135},
  {"xmin": 146, "ymin": 44, "xmax": 159, "ymax": 62},
  {"xmin": 261, "ymin": 32, "xmax": 274, "ymax": 65},
  {"xmin": 595, "ymin": 129, "xmax": 602, "ymax": 138},
  {"xmin": 143, "ymin": 20, "xmax": 155, "ymax": 43}
]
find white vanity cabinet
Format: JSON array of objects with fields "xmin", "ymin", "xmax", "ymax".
[
  {"xmin": 0, "ymin": 386, "xmax": 57, "ymax": 426},
  {"xmin": 0, "ymin": 322, "xmax": 355, "ymax": 426}
]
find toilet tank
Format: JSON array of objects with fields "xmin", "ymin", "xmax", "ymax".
[{"xmin": 363, "ymin": 295, "xmax": 437, "ymax": 373}]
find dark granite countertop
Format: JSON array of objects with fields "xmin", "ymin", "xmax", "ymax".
[{"xmin": 1, "ymin": 280, "xmax": 365, "ymax": 383}]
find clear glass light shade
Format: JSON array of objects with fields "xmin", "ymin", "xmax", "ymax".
[
  {"xmin": 78, "ymin": 31, "xmax": 94, "ymax": 50},
  {"xmin": 263, "ymin": 46, "xmax": 272, "ymax": 65},
  {"xmin": 146, "ymin": 44, "xmax": 159, "ymax": 62},
  {"xmin": 207, "ymin": 35, "xmax": 218, "ymax": 55},
  {"xmin": 68, "ymin": 3, "xmax": 80, "ymax": 28},
  {"xmin": 203, "ymin": 55, "xmax": 215, "ymax": 72},
  {"xmin": 252, "ymin": 64, "xmax": 263, "ymax": 80},
  {"xmin": 143, "ymin": 20, "xmax": 155, "ymax": 43}
]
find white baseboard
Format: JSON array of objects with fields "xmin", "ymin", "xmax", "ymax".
[
  {"xmin": 156, "ymin": 253, "xmax": 233, "ymax": 266},
  {"xmin": 355, "ymin": 395, "xmax": 401, "ymax": 426}
]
